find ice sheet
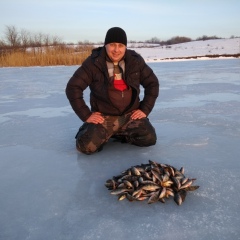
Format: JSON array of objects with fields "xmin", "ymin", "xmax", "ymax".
[{"xmin": 0, "ymin": 59, "xmax": 240, "ymax": 240}]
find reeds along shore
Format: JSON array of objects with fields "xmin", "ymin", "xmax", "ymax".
[{"xmin": 0, "ymin": 45, "xmax": 94, "ymax": 67}]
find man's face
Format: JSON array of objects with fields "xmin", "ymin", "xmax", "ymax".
[{"xmin": 105, "ymin": 43, "xmax": 126, "ymax": 63}]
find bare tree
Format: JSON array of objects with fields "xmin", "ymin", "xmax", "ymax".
[
  {"xmin": 162, "ymin": 36, "xmax": 192, "ymax": 45},
  {"xmin": 146, "ymin": 37, "xmax": 161, "ymax": 44},
  {"xmin": 20, "ymin": 29, "xmax": 31, "ymax": 50},
  {"xmin": 33, "ymin": 32, "xmax": 43, "ymax": 47},
  {"xmin": 0, "ymin": 39, "xmax": 6, "ymax": 54},
  {"xmin": 43, "ymin": 34, "xmax": 50, "ymax": 46},
  {"xmin": 4, "ymin": 25, "xmax": 20, "ymax": 48},
  {"xmin": 0, "ymin": 39, "xmax": 5, "ymax": 47},
  {"xmin": 51, "ymin": 35, "xmax": 62, "ymax": 46}
]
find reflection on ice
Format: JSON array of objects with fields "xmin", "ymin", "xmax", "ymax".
[
  {"xmin": 0, "ymin": 106, "xmax": 73, "ymax": 123},
  {"xmin": 159, "ymin": 92, "xmax": 240, "ymax": 108}
]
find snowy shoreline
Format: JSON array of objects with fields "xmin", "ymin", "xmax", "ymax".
[
  {"xmin": 144, "ymin": 55, "xmax": 239, "ymax": 62},
  {"xmin": 0, "ymin": 38, "xmax": 239, "ymax": 68},
  {"xmin": 129, "ymin": 38, "xmax": 240, "ymax": 62}
]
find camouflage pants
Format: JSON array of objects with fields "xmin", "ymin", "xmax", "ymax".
[{"xmin": 75, "ymin": 113, "xmax": 157, "ymax": 154}]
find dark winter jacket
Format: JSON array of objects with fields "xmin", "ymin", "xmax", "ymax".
[{"xmin": 66, "ymin": 47, "xmax": 159, "ymax": 122}]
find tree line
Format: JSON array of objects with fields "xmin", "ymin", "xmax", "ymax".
[
  {"xmin": 0, "ymin": 25, "xmax": 64, "ymax": 51},
  {"xmin": 143, "ymin": 35, "xmax": 224, "ymax": 45},
  {"xmin": 1, "ymin": 25, "xmax": 236, "ymax": 51},
  {"xmin": 0, "ymin": 25, "xmax": 94, "ymax": 67}
]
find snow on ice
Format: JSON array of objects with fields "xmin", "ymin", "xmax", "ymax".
[{"xmin": 0, "ymin": 39, "xmax": 240, "ymax": 240}]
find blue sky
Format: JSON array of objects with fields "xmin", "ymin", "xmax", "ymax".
[{"xmin": 1, "ymin": 0, "xmax": 240, "ymax": 43}]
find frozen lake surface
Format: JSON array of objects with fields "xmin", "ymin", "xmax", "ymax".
[{"xmin": 0, "ymin": 59, "xmax": 240, "ymax": 240}]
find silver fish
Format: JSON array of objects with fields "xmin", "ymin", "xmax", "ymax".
[
  {"xmin": 141, "ymin": 183, "xmax": 160, "ymax": 191},
  {"xmin": 174, "ymin": 192, "xmax": 183, "ymax": 205},
  {"xmin": 180, "ymin": 180, "xmax": 193, "ymax": 189},
  {"xmin": 110, "ymin": 188, "xmax": 130, "ymax": 195},
  {"xmin": 159, "ymin": 187, "xmax": 166, "ymax": 199},
  {"xmin": 184, "ymin": 185, "xmax": 199, "ymax": 191},
  {"xmin": 118, "ymin": 194, "xmax": 126, "ymax": 201},
  {"xmin": 131, "ymin": 166, "xmax": 141, "ymax": 176},
  {"xmin": 148, "ymin": 191, "xmax": 160, "ymax": 204},
  {"xmin": 105, "ymin": 160, "xmax": 199, "ymax": 205}
]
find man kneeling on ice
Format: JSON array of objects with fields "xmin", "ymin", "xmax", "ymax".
[{"xmin": 66, "ymin": 27, "xmax": 159, "ymax": 154}]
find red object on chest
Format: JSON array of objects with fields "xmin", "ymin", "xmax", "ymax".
[{"xmin": 113, "ymin": 79, "xmax": 127, "ymax": 91}]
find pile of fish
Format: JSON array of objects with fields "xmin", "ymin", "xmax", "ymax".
[{"xmin": 105, "ymin": 160, "xmax": 199, "ymax": 205}]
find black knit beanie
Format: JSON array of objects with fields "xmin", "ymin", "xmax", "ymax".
[{"xmin": 104, "ymin": 27, "xmax": 127, "ymax": 46}]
